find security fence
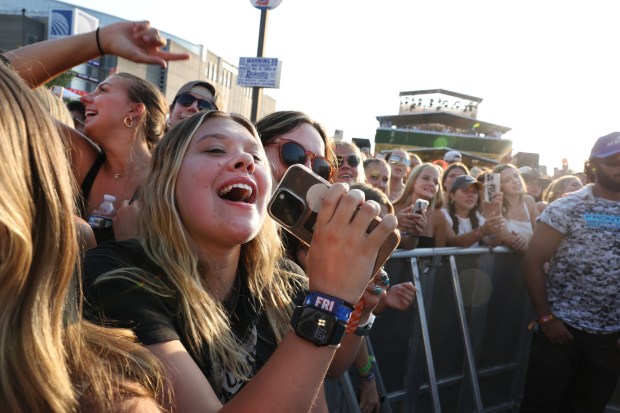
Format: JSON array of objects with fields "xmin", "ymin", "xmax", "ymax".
[{"xmin": 326, "ymin": 247, "xmax": 620, "ymax": 413}]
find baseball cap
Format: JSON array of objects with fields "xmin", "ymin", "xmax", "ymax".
[
  {"xmin": 173, "ymin": 81, "xmax": 217, "ymax": 103},
  {"xmin": 451, "ymin": 174, "xmax": 482, "ymax": 192},
  {"xmin": 519, "ymin": 167, "xmax": 551, "ymax": 186},
  {"xmin": 519, "ymin": 166, "xmax": 546, "ymax": 180},
  {"xmin": 444, "ymin": 150, "xmax": 462, "ymax": 162},
  {"xmin": 590, "ymin": 132, "xmax": 620, "ymax": 158}
]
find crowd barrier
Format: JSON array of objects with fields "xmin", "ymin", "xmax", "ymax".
[{"xmin": 326, "ymin": 247, "xmax": 620, "ymax": 413}]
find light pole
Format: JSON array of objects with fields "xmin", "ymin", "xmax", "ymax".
[
  {"xmin": 249, "ymin": 0, "xmax": 282, "ymax": 122},
  {"xmin": 251, "ymin": 9, "xmax": 268, "ymax": 122}
]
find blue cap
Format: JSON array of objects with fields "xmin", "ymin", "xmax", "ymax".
[{"xmin": 590, "ymin": 132, "xmax": 620, "ymax": 158}]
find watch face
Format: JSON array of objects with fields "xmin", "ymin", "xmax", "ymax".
[{"xmin": 297, "ymin": 307, "xmax": 336, "ymax": 346}]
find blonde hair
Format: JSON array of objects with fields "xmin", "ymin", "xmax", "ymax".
[
  {"xmin": 393, "ymin": 163, "xmax": 444, "ymax": 210},
  {"xmin": 33, "ymin": 86, "xmax": 74, "ymax": 125},
  {"xmin": 133, "ymin": 110, "xmax": 304, "ymax": 382},
  {"xmin": 492, "ymin": 163, "xmax": 525, "ymax": 215},
  {"xmin": 0, "ymin": 64, "xmax": 162, "ymax": 413},
  {"xmin": 114, "ymin": 72, "xmax": 168, "ymax": 150},
  {"xmin": 542, "ymin": 175, "xmax": 582, "ymax": 204}
]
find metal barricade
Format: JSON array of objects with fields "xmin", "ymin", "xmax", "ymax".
[{"xmin": 327, "ymin": 247, "xmax": 620, "ymax": 412}]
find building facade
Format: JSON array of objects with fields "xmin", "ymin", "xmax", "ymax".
[
  {"xmin": 0, "ymin": 0, "xmax": 275, "ymax": 119},
  {"xmin": 375, "ymin": 89, "xmax": 512, "ymax": 168}
]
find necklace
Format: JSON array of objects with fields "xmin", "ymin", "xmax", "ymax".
[{"xmin": 113, "ymin": 169, "xmax": 144, "ymax": 180}]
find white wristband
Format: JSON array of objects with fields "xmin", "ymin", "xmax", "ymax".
[{"xmin": 357, "ymin": 312, "xmax": 376, "ymax": 329}]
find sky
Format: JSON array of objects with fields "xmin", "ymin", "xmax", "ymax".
[{"xmin": 63, "ymin": 0, "xmax": 620, "ymax": 174}]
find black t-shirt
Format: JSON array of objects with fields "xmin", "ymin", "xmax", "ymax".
[{"xmin": 83, "ymin": 239, "xmax": 304, "ymax": 402}]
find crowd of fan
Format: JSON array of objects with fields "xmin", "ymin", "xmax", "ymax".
[{"xmin": 1, "ymin": 19, "xmax": 618, "ymax": 413}]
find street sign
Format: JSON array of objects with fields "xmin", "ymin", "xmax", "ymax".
[{"xmin": 237, "ymin": 57, "xmax": 282, "ymax": 88}]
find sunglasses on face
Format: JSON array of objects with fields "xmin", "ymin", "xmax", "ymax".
[
  {"xmin": 176, "ymin": 93, "xmax": 217, "ymax": 111},
  {"xmin": 388, "ymin": 155, "xmax": 411, "ymax": 167},
  {"xmin": 273, "ymin": 139, "xmax": 335, "ymax": 181},
  {"xmin": 336, "ymin": 155, "xmax": 361, "ymax": 168}
]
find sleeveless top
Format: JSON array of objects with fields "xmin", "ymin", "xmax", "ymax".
[
  {"xmin": 79, "ymin": 151, "xmax": 106, "ymax": 217},
  {"xmin": 505, "ymin": 202, "xmax": 534, "ymax": 241},
  {"xmin": 79, "ymin": 151, "xmax": 115, "ymax": 244}
]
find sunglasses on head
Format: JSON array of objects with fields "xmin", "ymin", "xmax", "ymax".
[
  {"xmin": 176, "ymin": 93, "xmax": 217, "ymax": 111},
  {"xmin": 336, "ymin": 155, "xmax": 361, "ymax": 168},
  {"xmin": 273, "ymin": 139, "xmax": 335, "ymax": 180},
  {"xmin": 388, "ymin": 155, "xmax": 411, "ymax": 167}
]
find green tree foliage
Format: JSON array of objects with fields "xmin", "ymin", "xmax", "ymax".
[{"xmin": 45, "ymin": 72, "xmax": 74, "ymax": 88}]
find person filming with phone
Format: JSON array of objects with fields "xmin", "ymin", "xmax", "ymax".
[
  {"xmin": 83, "ymin": 110, "xmax": 398, "ymax": 412},
  {"xmin": 442, "ymin": 175, "xmax": 504, "ymax": 247},
  {"xmin": 393, "ymin": 163, "xmax": 447, "ymax": 249}
]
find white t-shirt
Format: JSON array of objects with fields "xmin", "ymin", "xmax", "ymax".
[{"xmin": 441, "ymin": 209, "xmax": 486, "ymax": 247}]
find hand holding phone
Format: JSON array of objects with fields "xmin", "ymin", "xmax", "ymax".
[
  {"xmin": 412, "ymin": 199, "xmax": 429, "ymax": 215},
  {"xmin": 483, "ymin": 173, "xmax": 501, "ymax": 203},
  {"xmin": 268, "ymin": 165, "xmax": 400, "ymax": 290}
]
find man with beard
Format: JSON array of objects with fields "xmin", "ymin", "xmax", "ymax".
[{"xmin": 519, "ymin": 132, "xmax": 620, "ymax": 413}]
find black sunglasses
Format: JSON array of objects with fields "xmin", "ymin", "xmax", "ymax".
[
  {"xmin": 600, "ymin": 156, "xmax": 620, "ymax": 167},
  {"xmin": 273, "ymin": 139, "xmax": 334, "ymax": 181},
  {"xmin": 175, "ymin": 93, "xmax": 217, "ymax": 111},
  {"xmin": 336, "ymin": 155, "xmax": 361, "ymax": 168}
]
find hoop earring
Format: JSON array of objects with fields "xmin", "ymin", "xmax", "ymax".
[{"xmin": 123, "ymin": 116, "xmax": 133, "ymax": 128}]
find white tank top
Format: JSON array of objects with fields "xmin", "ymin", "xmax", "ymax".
[{"xmin": 505, "ymin": 203, "xmax": 534, "ymax": 241}]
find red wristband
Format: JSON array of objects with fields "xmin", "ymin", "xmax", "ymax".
[
  {"xmin": 538, "ymin": 314, "xmax": 555, "ymax": 324},
  {"xmin": 528, "ymin": 313, "xmax": 555, "ymax": 330}
]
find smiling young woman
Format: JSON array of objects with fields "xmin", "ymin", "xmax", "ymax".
[
  {"xmin": 5, "ymin": 20, "xmax": 189, "ymax": 245},
  {"xmin": 393, "ymin": 163, "xmax": 448, "ymax": 249},
  {"xmin": 83, "ymin": 110, "xmax": 397, "ymax": 413}
]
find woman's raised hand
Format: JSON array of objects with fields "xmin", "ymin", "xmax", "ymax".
[
  {"xmin": 305, "ymin": 184, "xmax": 397, "ymax": 305},
  {"xmin": 100, "ymin": 21, "xmax": 190, "ymax": 67}
]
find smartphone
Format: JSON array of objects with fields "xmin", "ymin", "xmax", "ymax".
[
  {"xmin": 413, "ymin": 199, "xmax": 429, "ymax": 215},
  {"xmin": 268, "ymin": 164, "xmax": 400, "ymax": 277},
  {"xmin": 483, "ymin": 173, "xmax": 501, "ymax": 203}
]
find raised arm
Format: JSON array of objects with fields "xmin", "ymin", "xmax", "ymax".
[{"xmin": 6, "ymin": 21, "xmax": 189, "ymax": 87}]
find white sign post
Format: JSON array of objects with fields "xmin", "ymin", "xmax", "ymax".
[{"xmin": 237, "ymin": 57, "xmax": 282, "ymax": 88}]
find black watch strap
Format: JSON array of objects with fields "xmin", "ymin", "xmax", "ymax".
[{"xmin": 291, "ymin": 305, "xmax": 346, "ymax": 347}]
